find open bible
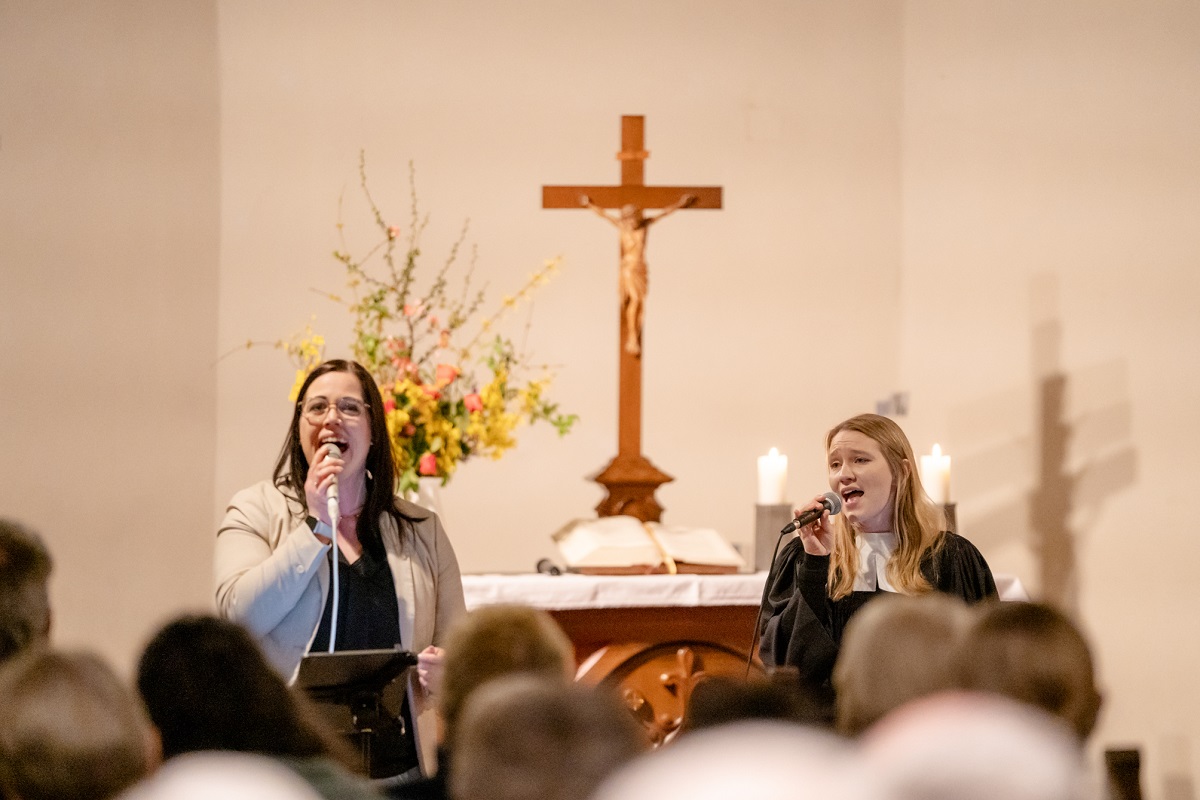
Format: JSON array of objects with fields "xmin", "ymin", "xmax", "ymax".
[{"xmin": 551, "ymin": 516, "xmax": 745, "ymax": 575}]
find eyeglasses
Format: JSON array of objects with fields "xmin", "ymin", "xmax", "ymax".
[{"xmin": 299, "ymin": 396, "xmax": 369, "ymax": 423}]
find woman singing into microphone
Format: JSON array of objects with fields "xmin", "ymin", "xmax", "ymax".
[
  {"xmin": 757, "ymin": 413, "xmax": 996, "ymax": 717},
  {"xmin": 215, "ymin": 359, "xmax": 466, "ymax": 780}
]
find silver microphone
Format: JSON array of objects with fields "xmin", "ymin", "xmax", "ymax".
[
  {"xmin": 325, "ymin": 443, "xmax": 342, "ymax": 522},
  {"xmin": 780, "ymin": 491, "xmax": 843, "ymax": 534}
]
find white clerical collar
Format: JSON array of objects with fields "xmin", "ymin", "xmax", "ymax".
[{"xmin": 854, "ymin": 531, "xmax": 898, "ymax": 592}]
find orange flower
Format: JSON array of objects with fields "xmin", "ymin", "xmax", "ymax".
[
  {"xmin": 435, "ymin": 363, "xmax": 460, "ymax": 388},
  {"xmin": 403, "ymin": 303, "xmax": 423, "ymax": 317},
  {"xmin": 464, "ymin": 393, "xmax": 483, "ymax": 412},
  {"xmin": 383, "ymin": 398, "xmax": 396, "ymax": 413},
  {"xmin": 387, "ymin": 225, "xmax": 400, "ymax": 240},
  {"xmin": 418, "ymin": 452, "xmax": 438, "ymax": 476}
]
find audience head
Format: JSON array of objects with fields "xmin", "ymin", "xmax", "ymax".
[
  {"xmin": 119, "ymin": 751, "xmax": 323, "ymax": 800},
  {"xmin": 136, "ymin": 614, "xmax": 347, "ymax": 766},
  {"xmin": 451, "ymin": 674, "xmax": 645, "ymax": 800},
  {"xmin": 954, "ymin": 600, "xmax": 1102, "ymax": 741},
  {"xmin": 862, "ymin": 691, "xmax": 1089, "ymax": 800},
  {"xmin": 593, "ymin": 720, "xmax": 878, "ymax": 800},
  {"xmin": 440, "ymin": 604, "xmax": 574, "ymax": 749},
  {"xmin": 0, "ymin": 649, "xmax": 157, "ymax": 800},
  {"xmin": 0, "ymin": 518, "xmax": 53, "ymax": 664},
  {"xmin": 682, "ymin": 673, "xmax": 825, "ymax": 733},
  {"xmin": 833, "ymin": 592, "xmax": 975, "ymax": 736}
]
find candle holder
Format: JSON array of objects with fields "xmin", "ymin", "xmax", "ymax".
[
  {"xmin": 942, "ymin": 503, "xmax": 957, "ymax": 534},
  {"xmin": 755, "ymin": 503, "xmax": 794, "ymax": 571}
]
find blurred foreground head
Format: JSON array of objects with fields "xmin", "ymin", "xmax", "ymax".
[
  {"xmin": 440, "ymin": 604, "xmax": 574, "ymax": 748},
  {"xmin": 954, "ymin": 601, "xmax": 1102, "ymax": 741},
  {"xmin": 0, "ymin": 649, "xmax": 157, "ymax": 800},
  {"xmin": 834, "ymin": 592, "xmax": 975, "ymax": 736},
  {"xmin": 0, "ymin": 518, "xmax": 53, "ymax": 664},
  {"xmin": 120, "ymin": 751, "xmax": 323, "ymax": 800},
  {"xmin": 862, "ymin": 692, "xmax": 1089, "ymax": 800},
  {"xmin": 592, "ymin": 720, "xmax": 879, "ymax": 800},
  {"xmin": 451, "ymin": 674, "xmax": 645, "ymax": 800}
]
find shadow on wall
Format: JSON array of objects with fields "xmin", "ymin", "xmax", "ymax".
[{"xmin": 949, "ymin": 274, "xmax": 1136, "ymax": 613}]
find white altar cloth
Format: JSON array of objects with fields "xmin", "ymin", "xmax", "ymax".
[{"xmin": 461, "ymin": 571, "xmax": 1027, "ymax": 611}]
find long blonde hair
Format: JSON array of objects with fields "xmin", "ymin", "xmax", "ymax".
[{"xmin": 826, "ymin": 414, "xmax": 946, "ymax": 601}]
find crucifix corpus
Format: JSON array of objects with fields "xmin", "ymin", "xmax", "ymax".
[{"xmin": 543, "ymin": 115, "xmax": 722, "ymax": 522}]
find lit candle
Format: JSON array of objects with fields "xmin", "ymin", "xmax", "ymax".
[
  {"xmin": 920, "ymin": 444, "xmax": 952, "ymax": 505},
  {"xmin": 757, "ymin": 447, "xmax": 788, "ymax": 505}
]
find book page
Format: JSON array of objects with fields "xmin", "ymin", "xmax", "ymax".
[
  {"xmin": 551, "ymin": 516, "xmax": 662, "ymax": 568},
  {"xmin": 646, "ymin": 524, "xmax": 746, "ymax": 568}
]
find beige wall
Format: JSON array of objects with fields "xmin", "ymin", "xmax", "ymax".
[
  {"xmin": 3, "ymin": 1, "xmax": 1198, "ymax": 795},
  {"xmin": 898, "ymin": 3, "xmax": 1200, "ymax": 793},
  {"xmin": 0, "ymin": 1, "xmax": 220, "ymax": 666}
]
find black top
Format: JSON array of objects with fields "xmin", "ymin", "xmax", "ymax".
[
  {"xmin": 311, "ymin": 547, "xmax": 419, "ymax": 779},
  {"xmin": 312, "ymin": 546, "xmax": 402, "ymax": 652},
  {"xmin": 757, "ymin": 531, "xmax": 997, "ymax": 716}
]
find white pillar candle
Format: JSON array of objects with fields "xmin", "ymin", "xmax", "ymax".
[
  {"xmin": 757, "ymin": 447, "xmax": 788, "ymax": 505},
  {"xmin": 920, "ymin": 443, "xmax": 952, "ymax": 505}
]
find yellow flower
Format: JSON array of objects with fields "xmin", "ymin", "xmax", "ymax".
[{"xmin": 264, "ymin": 158, "xmax": 576, "ymax": 496}]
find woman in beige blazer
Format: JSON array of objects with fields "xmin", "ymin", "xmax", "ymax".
[{"xmin": 215, "ymin": 359, "xmax": 466, "ymax": 780}]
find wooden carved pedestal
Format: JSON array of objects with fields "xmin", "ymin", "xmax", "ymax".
[
  {"xmin": 549, "ymin": 603, "xmax": 765, "ymax": 746},
  {"xmin": 577, "ymin": 641, "xmax": 763, "ymax": 746}
]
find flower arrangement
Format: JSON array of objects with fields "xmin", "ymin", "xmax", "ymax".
[{"xmin": 275, "ymin": 153, "xmax": 576, "ymax": 495}]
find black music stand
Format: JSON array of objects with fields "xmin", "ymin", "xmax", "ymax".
[{"xmin": 296, "ymin": 648, "xmax": 418, "ymax": 776}]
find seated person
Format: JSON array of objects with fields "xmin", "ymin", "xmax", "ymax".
[
  {"xmin": 389, "ymin": 604, "xmax": 576, "ymax": 800},
  {"xmin": 861, "ymin": 692, "xmax": 1088, "ymax": 800},
  {"xmin": 833, "ymin": 592, "xmax": 975, "ymax": 736},
  {"xmin": 0, "ymin": 518, "xmax": 53, "ymax": 665},
  {"xmin": 0, "ymin": 649, "xmax": 159, "ymax": 800},
  {"xmin": 953, "ymin": 600, "xmax": 1103, "ymax": 743},
  {"xmin": 593, "ymin": 719, "xmax": 874, "ymax": 800},
  {"xmin": 451, "ymin": 675, "xmax": 645, "ymax": 800},
  {"xmin": 136, "ymin": 614, "xmax": 383, "ymax": 800},
  {"xmin": 681, "ymin": 673, "xmax": 826, "ymax": 734}
]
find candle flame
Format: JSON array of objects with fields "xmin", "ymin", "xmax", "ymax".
[
  {"xmin": 931, "ymin": 443, "xmax": 942, "ymax": 457},
  {"xmin": 768, "ymin": 447, "xmax": 779, "ymax": 457}
]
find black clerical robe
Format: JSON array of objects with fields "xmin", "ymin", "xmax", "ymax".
[{"xmin": 757, "ymin": 531, "xmax": 997, "ymax": 718}]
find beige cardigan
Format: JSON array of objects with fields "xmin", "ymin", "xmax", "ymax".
[{"xmin": 214, "ymin": 480, "xmax": 466, "ymax": 775}]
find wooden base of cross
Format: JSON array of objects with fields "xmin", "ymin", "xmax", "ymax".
[
  {"xmin": 543, "ymin": 115, "xmax": 721, "ymax": 522},
  {"xmin": 591, "ymin": 453, "xmax": 673, "ymax": 522}
]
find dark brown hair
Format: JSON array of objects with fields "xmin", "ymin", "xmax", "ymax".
[
  {"xmin": 272, "ymin": 359, "xmax": 408, "ymax": 559},
  {"xmin": 136, "ymin": 614, "xmax": 358, "ymax": 770},
  {"xmin": 0, "ymin": 518, "xmax": 53, "ymax": 664}
]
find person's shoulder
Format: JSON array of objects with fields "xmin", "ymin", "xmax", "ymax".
[
  {"xmin": 393, "ymin": 495, "xmax": 435, "ymax": 522},
  {"xmin": 225, "ymin": 480, "xmax": 299, "ymax": 524},
  {"xmin": 929, "ymin": 531, "xmax": 996, "ymax": 600},
  {"xmin": 229, "ymin": 479, "xmax": 289, "ymax": 508},
  {"xmin": 935, "ymin": 531, "xmax": 986, "ymax": 560}
]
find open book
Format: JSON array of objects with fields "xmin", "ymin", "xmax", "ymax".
[{"xmin": 551, "ymin": 516, "xmax": 746, "ymax": 575}]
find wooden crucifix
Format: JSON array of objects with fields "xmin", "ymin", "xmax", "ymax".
[{"xmin": 543, "ymin": 115, "xmax": 722, "ymax": 522}]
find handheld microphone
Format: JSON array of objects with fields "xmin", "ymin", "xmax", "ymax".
[
  {"xmin": 780, "ymin": 491, "xmax": 843, "ymax": 534},
  {"xmin": 325, "ymin": 443, "xmax": 342, "ymax": 523}
]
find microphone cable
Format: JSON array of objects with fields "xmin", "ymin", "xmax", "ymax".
[
  {"xmin": 328, "ymin": 499, "xmax": 340, "ymax": 653},
  {"xmin": 744, "ymin": 525, "xmax": 792, "ymax": 677}
]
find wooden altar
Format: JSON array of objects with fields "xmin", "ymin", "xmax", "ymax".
[
  {"xmin": 462, "ymin": 572, "xmax": 767, "ymax": 744},
  {"xmin": 460, "ymin": 570, "xmax": 1027, "ymax": 744}
]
